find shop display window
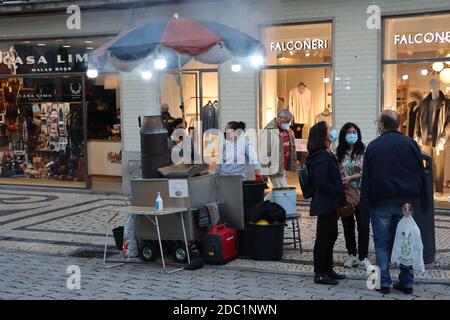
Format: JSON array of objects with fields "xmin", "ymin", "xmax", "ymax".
[
  {"xmin": 383, "ymin": 12, "xmax": 450, "ymax": 201},
  {"xmin": 260, "ymin": 22, "xmax": 333, "ymax": 140},
  {"xmin": 0, "ymin": 76, "xmax": 85, "ymax": 187}
]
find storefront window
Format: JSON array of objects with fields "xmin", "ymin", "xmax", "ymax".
[
  {"xmin": 0, "ymin": 75, "xmax": 85, "ymax": 187},
  {"xmin": 0, "ymin": 36, "xmax": 122, "ymax": 188},
  {"xmin": 260, "ymin": 22, "xmax": 333, "ymax": 140},
  {"xmin": 383, "ymin": 13, "xmax": 450, "ymax": 201}
]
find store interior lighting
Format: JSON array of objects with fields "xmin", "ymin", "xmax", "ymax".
[
  {"xmin": 323, "ymin": 77, "xmax": 330, "ymax": 83},
  {"xmin": 433, "ymin": 62, "xmax": 445, "ymax": 72},
  {"xmin": 421, "ymin": 69, "xmax": 429, "ymax": 76},
  {"xmin": 402, "ymin": 74, "xmax": 409, "ymax": 80},
  {"xmin": 439, "ymin": 68, "xmax": 450, "ymax": 84}
]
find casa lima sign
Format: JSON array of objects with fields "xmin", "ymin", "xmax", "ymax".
[{"xmin": 0, "ymin": 46, "xmax": 89, "ymax": 74}]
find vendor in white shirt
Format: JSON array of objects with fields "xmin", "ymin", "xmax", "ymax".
[{"xmin": 216, "ymin": 121, "xmax": 263, "ymax": 183}]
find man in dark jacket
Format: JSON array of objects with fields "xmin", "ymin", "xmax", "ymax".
[{"xmin": 360, "ymin": 110, "xmax": 427, "ymax": 295}]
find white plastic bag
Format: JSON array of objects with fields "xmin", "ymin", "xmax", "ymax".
[
  {"xmin": 391, "ymin": 215, "xmax": 425, "ymax": 272},
  {"xmin": 123, "ymin": 214, "xmax": 138, "ymax": 258}
]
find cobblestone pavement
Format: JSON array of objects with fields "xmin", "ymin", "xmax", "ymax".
[
  {"xmin": 1, "ymin": 250, "xmax": 449, "ymax": 300},
  {"xmin": 1, "ymin": 189, "xmax": 450, "ymax": 288}
]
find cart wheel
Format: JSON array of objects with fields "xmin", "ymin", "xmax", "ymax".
[
  {"xmin": 139, "ymin": 242, "xmax": 158, "ymax": 262},
  {"xmin": 172, "ymin": 243, "xmax": 189, "ymax": 263}
]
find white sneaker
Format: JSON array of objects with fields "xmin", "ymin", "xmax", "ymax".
[
  {"xmin": 344, "ymin": 255, "xmax": 359, "ymax": 268},
  {"xmin": 358, "ymin": 258, "xmax": 372, "ymax": 271}
]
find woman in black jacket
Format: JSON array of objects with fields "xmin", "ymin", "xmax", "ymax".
[{"xmin": 306, "ymin": 121, "xmax": 346, "ymax": 285}]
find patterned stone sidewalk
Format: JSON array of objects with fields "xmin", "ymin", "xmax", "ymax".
[
  {"xmin": 0, "ymin": 189, "xmax": 449, "ymax": 283},
  {"xmin": 1, "ymin": 249, "xmax": 449, "ymax": 300}
]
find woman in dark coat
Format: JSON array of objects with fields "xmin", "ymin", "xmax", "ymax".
[{"xmin": 306, "ymin": 121, "xmax": 346, "ymax": 285}]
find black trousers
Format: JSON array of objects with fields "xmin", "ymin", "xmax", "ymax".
[
  {"xmin": 314, "ymin": 210, "xmax": 338, "ymax": 274},
  {"xmin": 341, "ymin": 205, "xmax": 370, "ymax": 260}
]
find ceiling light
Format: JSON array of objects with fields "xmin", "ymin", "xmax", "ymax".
[
  {"xmin": 37, "ymin": 43, "xmax": 46, "ymax": 46},
  {"xmin": 402, "ymin": 74, "xmax": 409, "ymax": 80},
  {"xmin": 141, "ymin": 71, "xmax": 153, "ymax": 80},
  {"xmin": 323, "ymin": 77, "xmax": 330, "ymax": 83},
  {"xmin": 63, "ymin": 45, "xmax": 71, "ymax": 48},
  {"xmin": 439, "ymin": 68, "xmax": 450, "ymax": 84},
  {"xmin": 251, "ymin": 54, "xmax": 264, "ymax": 66},
  {"xmin": 421, "ymin": 69, "xmax": 429, "ymax": 76},
  {"xmin": 85, "ymin": 40, "xmax": 94, "ymax": 44},
  {"xmin": 231, "ymin": 64, "xmax": 241, "ymax": 72},
  {"xmin": 289, "ymin": 51, "xmax": 294, "ymax": 56},
  {"xmin": 154, "ymin": 58, "xmax": 167, "ymax": 70},
  {"xmin": 86, "ymin": 47, "xmax": 94, "ymax": 50},
  {"xmin": 305, "ymin": 51, "xmax": 310, "ymax": 57},
  {"xmin": 87, "ymin": 69, "xmax": 98, "ymax": 78},
  {"xmin": 433, "ymin": 62, "xmax": 445, "ymax": 72}
]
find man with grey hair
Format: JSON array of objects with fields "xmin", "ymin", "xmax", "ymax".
[
  {"xmin": 360, "ymin": 109, "xmax": 428, "ymax": 295},
  {"xmin": 263, "ymin": 109, "xmax": 297, "ymax": 188}
]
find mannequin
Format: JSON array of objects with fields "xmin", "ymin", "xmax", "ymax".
[
  {"xmin": 415, "ymin": 79, "xmax": 450, "ymax": 195},
  {"xmin": 406, "ymin": 90, "xmax": 423, "ymax": 138},
  {"xmin": 289, "ymin": 82, "xmax": 312, "ymax": 138},
  {"xmin": 315, "ymin": 105, "xmax": 332, "ymax": 125}
]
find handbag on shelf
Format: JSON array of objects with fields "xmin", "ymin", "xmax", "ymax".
[{"xmin": 337, "ymin": 185, "xmax": 359, "ymax": 219}]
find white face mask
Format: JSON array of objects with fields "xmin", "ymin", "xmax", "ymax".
[{"xmin": 281, "ymin": 123, "xmax": 290, "ymax": 131}]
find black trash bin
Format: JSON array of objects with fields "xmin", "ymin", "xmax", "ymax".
[
  {"xmin": 413, "ymin": 153, "xmax": 436, "ymax": 264},
  {"xmin": 242, "ymin": 181, "xmax": 267, "ymax": 218},
  {"xmin": 112, "ymin": 226, "xmax": 124, "ymax": 251},
  {"xmin": 247, "ymin": 223, "xmax": 285, "ymax": 261},
  {"xmin": 239, "ymin": 182, "xmax": 267, "ymax": 257}
]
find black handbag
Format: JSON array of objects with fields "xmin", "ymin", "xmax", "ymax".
[{"xmin": 298, "ymin": 162, "xmax": 314, "ymax": 199}]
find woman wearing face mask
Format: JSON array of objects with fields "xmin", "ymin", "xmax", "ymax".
[
  {"xmin": 216, "ymin": 121, "xmax": 263, "ymax": 182},
  {"xmin": 306, "ymin": 121, "xmax": 346, "ymax": 285},
  {"xmin": 336, "ymin": 123, "xmax": 372, "ymax": 271}
]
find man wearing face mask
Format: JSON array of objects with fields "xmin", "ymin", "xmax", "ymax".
[
  {"xmin": 263, "ymin": 109, "xmax": 297, "ymax": 188},
  {"xmin": 360, "ymin": 110, "xmax": 428, "ymax": 295}
]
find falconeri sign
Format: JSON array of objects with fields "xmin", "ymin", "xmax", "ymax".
[
  {"xmin": 394, "ymin": 31, "xmax": 450, "ymax": 45},
  {"xmin": 270, "ymin": 39, "xmax": 329, "ymax": 52},
  {"xmin": 0, "ymin": 45, "xmax": 89, "ymax": 74}
]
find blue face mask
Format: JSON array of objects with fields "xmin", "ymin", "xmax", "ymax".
[
  {"xmin": 330, "ymin": 129, "xmax": 338, "ymax": 142},
  {"xmin": 345, "ymin": 133, "xmax": 358, "ymax": 144}
]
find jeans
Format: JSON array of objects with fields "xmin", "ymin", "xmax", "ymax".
[
  {"xmin": 313, "ymin": 210, "xmax": 338, "ymax": 274},
  {"xmin": 341, "ymin": 205, "xmax": 370, "ymax": 260},
  {"xmin": 371, "ymin": 205, "xmax": 414, "ymax": 288}
]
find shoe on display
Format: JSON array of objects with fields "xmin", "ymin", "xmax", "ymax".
[
  {"xmin": 358, "ymin": 258, "xmax": 372, "ymax": 271},
  {"xmin": 393, "ymin": 283, "xmax": 413, "ymax": 295},
  {"xmin": 344, "ymin": 255, "xmax": 359, "ymax": 268},
  {"xmin": 376, "ymin": 287, "xmax": 390, "ymax": 294},
  {"xmin": 327, "ymin": 270, "xmax": 346, "ymax": 280},
  {"xmin": 314, "ymin": 273, "xmax": 338, "ymax": 286}
]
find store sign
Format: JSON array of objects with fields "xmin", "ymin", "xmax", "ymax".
[
  {"xmin": 270, "ymin": 39, "xmax": 328, "ymax": 52},
  {"xmin": 0, "ymin": 44, "xmax": 90, "ymax": 74},
  {"xmin": 394, "ymin": 31, "xmax": 450, "ymax": 45}
]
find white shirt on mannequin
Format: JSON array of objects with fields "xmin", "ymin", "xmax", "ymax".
[{"xmin": 289, "ymin": 86, "xmax": 312, "ymax": 124}]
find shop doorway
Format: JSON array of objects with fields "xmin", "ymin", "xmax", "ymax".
[
  {"xmin": 160, "ymin": 65, "xmax": 219, "ymax": 159},
  {"xmin": 85, "ymin": 73, "xmax": 122, "ymax": 193}
]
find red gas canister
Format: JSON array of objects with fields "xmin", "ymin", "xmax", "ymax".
[{"xmin": 203, "ymin": 224, "xmax": 238, "ymax": 265}]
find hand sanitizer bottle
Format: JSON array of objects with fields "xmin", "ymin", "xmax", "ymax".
[{"xmin": 155, "ymin": 192, "xmax": 163, "ymax": 211}]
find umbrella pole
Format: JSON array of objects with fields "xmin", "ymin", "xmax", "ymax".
[{"xmin": 177, "ymin": 54, "xmax": 186, "ymax": 124}]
